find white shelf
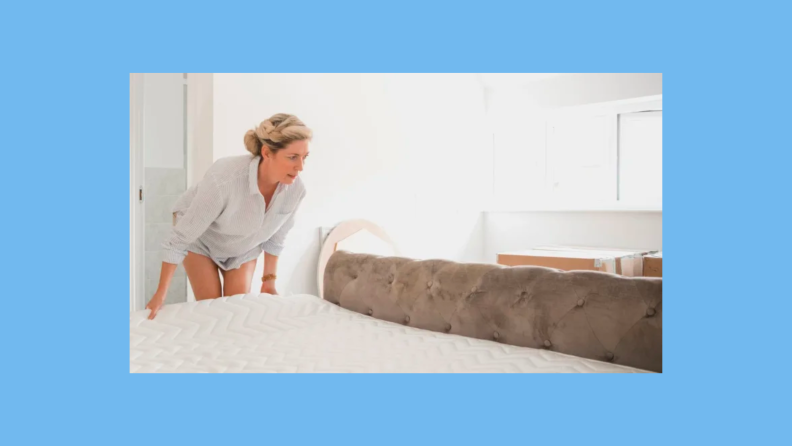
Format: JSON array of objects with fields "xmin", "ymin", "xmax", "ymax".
[{"xmin": 484, "ymin": 201, "xmax": 662, "ymax": 213}]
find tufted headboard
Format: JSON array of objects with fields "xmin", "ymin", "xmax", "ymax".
[{"xmin": 323, "ymin": 250, "xmax": 663, "ymax": 372}]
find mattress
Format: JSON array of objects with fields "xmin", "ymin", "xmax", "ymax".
[{"xmin": 130, "ymin": 294, "xmax": 648, "ymax": 373}]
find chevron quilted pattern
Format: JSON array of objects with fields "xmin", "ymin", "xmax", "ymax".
[{"xmin": 130, "ymin": 293, "xmax": 647, "ymax": 373}]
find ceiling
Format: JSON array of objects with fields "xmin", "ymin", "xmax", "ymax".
[{"xmin": 477, "ymin": 73, "xmax": 570, "ymax": 90}]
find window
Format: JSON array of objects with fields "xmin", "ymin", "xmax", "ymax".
[
  {"xmin": 542, "ymin": 96, "xmax": 662, "ymax": 209},
  {"xmin": 618, "ymin": 111, "xmax": 662, "ymax": 204}
]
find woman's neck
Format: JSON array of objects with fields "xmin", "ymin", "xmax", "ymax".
[{"xmin": 257, "ymin": 159, "xmax": 279, "ymax": 195}]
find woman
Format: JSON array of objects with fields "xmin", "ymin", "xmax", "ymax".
[{"xmin": 145, "ymin": 113, "xmax": 311, "ymax": 320}]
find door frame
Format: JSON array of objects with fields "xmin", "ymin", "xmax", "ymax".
[{"xmin": 130, "ymin": 73, "xmax": 145, "ymax": 312}]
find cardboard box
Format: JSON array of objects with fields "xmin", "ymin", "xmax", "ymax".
[
  {"xmin": 534, "ymin": 245, "xmax": 658, "ymax": 276},
  {"xmin": 643, "ymin": 251, "xmax": 663, "ymax": 277},
  {"xmin": 497, "ymin": 246, "xmax": 658, "ymax": 276}
]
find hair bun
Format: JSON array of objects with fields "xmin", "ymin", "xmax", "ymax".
[
  {"xmin": 244, "ymin": 113, "xmax": 312, "ymax": 156},
  {"xmin": 255, "ymin": 120, "xmax": 279, "ymax": 142}
]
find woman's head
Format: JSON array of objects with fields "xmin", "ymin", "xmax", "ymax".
[{"xmin": 244, "ymin": 113, "xmax": 312, "ymax": 185}]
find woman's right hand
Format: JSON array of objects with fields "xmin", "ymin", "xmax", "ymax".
[{"xmin": 145, "ymin": 291, "xmax": 167, "ymax": 320}]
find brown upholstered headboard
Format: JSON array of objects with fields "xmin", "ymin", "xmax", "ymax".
[{"xmin": 323, "ymin": 250, "xmax": 663, "ymax": 372}]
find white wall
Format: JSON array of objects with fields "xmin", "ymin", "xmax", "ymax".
[
  {"xmin": 484, "ymin": 211, "xmax": 662, "ymax": 263},
  {"xmin": 178, "ymin": 73, "xmax": 662, "ymax": 299},
  {"xmin": 212, "ymin": 73, "xmax": 492, "ymax": 295}
]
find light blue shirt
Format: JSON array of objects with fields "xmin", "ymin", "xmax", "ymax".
[{"xmin": 162, "ymin": 155, "xmax": 305, "ymax": 270}]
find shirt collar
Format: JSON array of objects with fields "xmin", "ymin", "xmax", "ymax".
[
  {"xmin": 249, "ymin": 155, "xmax": 289, "ymax": 197},
  {"xmin": 249, "ymin": 156, "xmax": 261, "ymax": 195}
]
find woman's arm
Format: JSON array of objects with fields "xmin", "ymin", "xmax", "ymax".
[
  {"xmin": 146, "ymin": 262, "xmax": 178, "ymax": 319},
  {"xmin": 260, "ymin": 252, "xmax": 279, "ymax": 294},
  {"xmin": 161, "ymin": 176, "xmax": 224, "ymax": 265},
  {"xmin": 147, "ymin": 174, "xmax": 224, "ymax": 319},
  {"xmin": 259, "ymin": 187, "xmax": 306, "ymax": 296},
  {"xmin": 260, "ymin": 188, "xmax": 305, "ymax": 257}
]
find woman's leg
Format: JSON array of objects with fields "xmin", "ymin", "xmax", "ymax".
[
  {"xmin": 183, "ymin": 251, "xmax": 222, "ymax": 300},
  {"xmin": 221, "ymin": 258, "xmax": 258, "ymax": 297}
]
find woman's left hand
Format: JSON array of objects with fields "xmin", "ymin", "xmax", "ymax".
[{"xmin": 261, "ymin": 281, "xmax": 278, "ymax": 295}]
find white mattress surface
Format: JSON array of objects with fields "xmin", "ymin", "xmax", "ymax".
[{"xmin": 130, "ymin": 294, "xmax": 648, "ymax": 373}]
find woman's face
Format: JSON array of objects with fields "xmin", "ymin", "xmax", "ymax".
[{"xmin": 264, "ymin": 140, "xmax": 310, "ymax": 185}]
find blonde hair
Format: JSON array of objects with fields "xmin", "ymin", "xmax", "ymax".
[{"xmin": 244, "ymin": 113, "xmax": 312, "ymax": 157}]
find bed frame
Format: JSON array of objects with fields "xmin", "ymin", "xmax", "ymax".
[{"xmin": 317, "ymin": 220, "xmax": 662, "ymax": 372}]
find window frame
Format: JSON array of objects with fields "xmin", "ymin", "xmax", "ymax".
[{"xmin": 486, "ymin": 95, "xmax": 662, "ymax": 212}]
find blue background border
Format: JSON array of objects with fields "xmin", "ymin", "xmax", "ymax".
[{"xmin": 1, "ymin": 0, "xmax": 789, "ymax": 444}]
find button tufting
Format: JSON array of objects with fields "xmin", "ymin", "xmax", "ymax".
[
  {"xmin": 445, "ymin": 324, "xmax": 452, "ymax": 332},
  {"xmin": 577, "ymin": 299, "xmax": 585, "ymax": 307},
  {"xmin": 544, "ymin": 340, "xmax": 552, "ymax": 348},
  {"xmin": 493, "ymin": 331, "xmax": 500, "ymax": 340},
  {"xmin": 388, "ymin": 275, "xmax": 394, "ymax": 284},
  {"xmin": 427, "ymin": 281, "xmax": 433, "ymax": 288},
  {"xmin": 606, "ymin": 352, "xmax": 614, "ymax": 360},
  {"xmin": 404, "ymin": 316, "xmax": 410, "ymax": 324},
  {"xmin": 367, "ymin": 309, "xmax": 373, "ymax": 316},
  {"xmin": 471, "ymin": 286, "xmax": 477, "ymax": 293},
  {"xmin": 646, "ymin": 307, "xmax": 656, "ymax": 317}
]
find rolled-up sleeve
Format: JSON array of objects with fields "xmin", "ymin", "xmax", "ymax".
[
  {"xmin": 261, "ymin": 189, "xmax": 306, "ymax": 257},
  {"xmin": 161, "ymin": 175, "xmax": 225, "ymax": 265}
]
